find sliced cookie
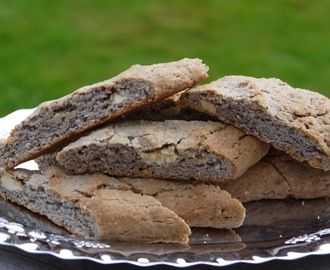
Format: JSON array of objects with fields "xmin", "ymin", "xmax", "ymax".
[
  {"xmin": 0, "ymin": 166, "xmax": 191, "ymax": 244},
  {"xmin": 55, "ymin": 120, "xmax": 269, "ymax": 182},
  {"xmin": 181, "ymin": 76, "xmax": 330, "ymax": 170},
  {"xmin": 119, "ymin": 177, "xmax": 245, "ymax": 229}
]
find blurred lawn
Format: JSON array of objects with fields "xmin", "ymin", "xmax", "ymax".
[{"xmin": 1, "ymin": 0, "xmax": 329, "ymax": 117}]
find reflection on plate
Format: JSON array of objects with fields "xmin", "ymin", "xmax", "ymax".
[{"xmin": 0, "ymin": 109, "xmax": 330, "ymax": 267}]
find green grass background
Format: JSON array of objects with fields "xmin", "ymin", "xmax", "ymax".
[{"xmin": 1, "ymin": 0, "xmax": 330, "ymax": 117}]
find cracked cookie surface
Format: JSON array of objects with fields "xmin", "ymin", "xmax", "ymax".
[{"xmin": 56, "ymin": 120, "xmax": 269, "ymax": 182}]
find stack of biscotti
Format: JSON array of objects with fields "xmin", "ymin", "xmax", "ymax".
[
  {"xmin": 48, "ymin": 75, "xmax": 330, "ymax": 204},
  {"xmin": 1, "ymin": 59, "xmax": 329, "ymax": 244},
  {"xmin": 0, "ymin": 58, "xmax": 210, "ymax": 168},
  {"xmin": 0, "ymin": 58, "xmax": 251, "ymax": 244}
]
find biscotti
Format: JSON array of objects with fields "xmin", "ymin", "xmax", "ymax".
[
  {"xmin": 0, "ymin": 167, "xmax": 191, "ymax": 244},
  {"xmin": 0, "ymin": 58, "xmax": 209, "ymax": 169},
  {"xmin": 180, "ymin": 76, "xmax": 330, "ymax": 170},
  {"xmin": 220, "ymin": 150, "xmax": 330, "ymax": 203},
  {"xmin": 119, "ymin": 177, "xmax": 245, "ymax": 229},
  {"xmin": 56, "ymin": 120, "xmax": 269, "ymax": 182}
]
